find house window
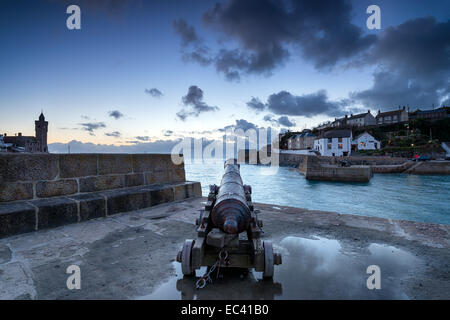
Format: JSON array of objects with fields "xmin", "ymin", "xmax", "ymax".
[
  {"xmin": 327, "ymin": 144, "xmax": 332, "ymax": 150},
  {"xmin": 360, "ymin": 142, "xmax": 366, "ymax": 147},
  {"xmin": 328, "ymin": 138, "xmax": 332, "ymax": 143},
  {"xmin": 338, "ymin": 144, "xmax": 343, "ymax": 149},
  {"xmin": 338, "ymin": 137, "xmax": 343, "ymax": 142}
]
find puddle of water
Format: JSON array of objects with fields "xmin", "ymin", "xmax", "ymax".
[
  {"xmin": 275, "ymin": 236, "xmax": 418, "ymax": 299},
  {"xmin": 137, "ymin": 236, "xmax": 419, "ymax": 300}
]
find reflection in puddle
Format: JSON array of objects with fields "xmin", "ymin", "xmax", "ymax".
[
  {"xmin": 276, "ymin": 236, "xmax": 418, "ymax": 299},
  {"xmin": 138, "ymin": 236, "xmax": 420, "ymax": 300},
  {"xmin": 139, "ymin": 263, "xmax": 282, "ymax": 300}
]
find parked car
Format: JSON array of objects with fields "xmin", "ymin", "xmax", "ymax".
[{"xmin": 411, "ymin": 155, "xmax": 431, "ymax": 161}]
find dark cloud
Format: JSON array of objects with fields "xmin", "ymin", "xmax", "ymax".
[
  {"xmin": 163, "ymin": 130, "xmax": 173, "ymax": 137},
  {"xmin": 219, "ymin": 119, "xmax": 259, "ymax": 133},
  {"xmin": 108, "ymin": 110, "xmax": 124, "ymax": 119},
  {"xmin": 174, "ymin": 0, "xmax": 375, "ymax": 81},
  {"xmin": 135, "ymin": 136, "xmax": 150, "ymax": 141},
  {"xmin": 250, "ymin": 17, "xmax": 450, "ymax": 111},
  {"xmin": 263, "ymin": 114, "xmax": 274, "ymax": 123},
  {"xmin": 264, "ymin": 114, "xmax": 296, "ymax": 127},
  {"xmin": 177, "ymin": 85, "xmax": 219, "ymax": 121},
  {"xmin": 351, "ymin": 17, "xmax": 450, "ymax": 108},
  {"xmin": 176, "ymin": 110, "xmax": 189, "ymax": 121},
  {"xmin": 366, "ymin": 17, "xmax": 450, "ymax": 78},
  {"xmin": 246, "ymin": 97, "xmax": 266, "ymax": 112},
  {"xmin": 184, "ymin": 46, "xmax": 213, "ymax": 66},
  {"xmin": 278, "ymin": 116, "xmax": 296, "ymax": 127},
  {"xmin": 232, "ymin": 119, "xmax": 258, "ymax": 131},
  {"xmin": 249, "ymin": 90, "xmax": 349, "ymax": 118},
  {"xmin": 105, "ymin": 131, "xmax": 121, "ymax": 138},
  {"xmin": 350, "ymin": 71, "xmax": 446, "ymax": 109},
  {"xmin": 79, "ymin": 122, "xmax": 106, "ymax": 135},
  {"xmin": 173, "ymin": 18, "xmax": 200, "ymax": 46},
  {"xmin": 145, "ymin": 88, "xmax": 163, "ymax": 98},
  {"xmin": 214, "ymin": 47, "xmax": 288, "ymax": 81},
  {"xmin": 173, "ymin": 19, "xmax": 213, "ymax": 67}
]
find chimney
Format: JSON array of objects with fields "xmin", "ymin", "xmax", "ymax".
[
  {"xmin": 378, "ymin": 110, "xmax": 381, "ymax": 114},
  {"xmin": 350, "ymin": 114, "xmax": 353, "ymax": 117},
  {"xmin": 18, "ymin": 132, "xmax": 22, "ymax": 137},
  {"xmin": 402, "ymin": 106, "xmax": 406, "ymax": 110},
  {"xmin": 368, "ymin": 110, "xmax": 371, "ymax": 113},
  {"xmin": 4, "ymin": 133, "xmax": 6, "ymax": 137}
]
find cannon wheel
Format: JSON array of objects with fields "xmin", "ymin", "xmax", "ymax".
[
  {"xmin": 181, "ymin": 239, "xmax": 195, "ymax": 276},
  {"xmin": 263, "ymin": 241, "xmax": 274, "ymax": 278}
]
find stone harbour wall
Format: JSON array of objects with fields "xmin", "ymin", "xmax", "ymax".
[
  {"xmin": 279, "ymin": 153, "xmax": 407, "ymax": 167},
  {"xmin": 0, "ymin": 153, "xmax": 202, "ymax": 238},
  {"xmin": 0, "ymin": 153, "xmax": 186, "ymax": 202},
  {"xmin": 301, "ymin": 156, "xmax": 373, "ymax": 182},
  {"xmin": 406, "ymin": 161, "xmax": 450, "ymax": 175}
]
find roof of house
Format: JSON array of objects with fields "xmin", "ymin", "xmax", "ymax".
[
  {"xmin": 323, "ymin": 129, "xmax": 352, "ymax": 139},
  {"xmin": 3, "ymin": 136, "xmax": 37, "ymax": 147},
  {"xmin": 416, "ymin": 107, "xmax": 448, "ymax": 114},
  {"xmin": 287, "ymin": 132, "xmax": 316, "ymax": 140},
  {"xmin": 376, "ymin": 109, "xmax": 406, "ymax": 118},
  {"xmin": 348, "ymin": 111, "xmax": 372, "ymax": 120},
  {"xmin": 353, "ymin": 131, "xmax": 377, "ymax": 140},
  {"xmin": 333, "ymin": 117, "xmax": 346, "ymax": 124}
]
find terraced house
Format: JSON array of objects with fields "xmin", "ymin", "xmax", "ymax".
[{"xmin": 375, "ymin": 107, "xmax": 409, "ymax": 125}]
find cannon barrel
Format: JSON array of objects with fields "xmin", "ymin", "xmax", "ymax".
[{"xmin": 211, "ymin": 159, "xmax": 251, "ymax": 234}]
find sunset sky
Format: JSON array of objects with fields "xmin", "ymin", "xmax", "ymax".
[{"xmin": 0, "ymin": 0, "xmax": 449, "ymax": 153}]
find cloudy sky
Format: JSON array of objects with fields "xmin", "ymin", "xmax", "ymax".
[{"xmin": 0, "ymin": 0, "xmax": 449, "ymax": 152}]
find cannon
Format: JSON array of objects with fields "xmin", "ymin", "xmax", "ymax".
[{"xmin": 176, "ymin": 159, "xmax": 282, "ymax": 282}]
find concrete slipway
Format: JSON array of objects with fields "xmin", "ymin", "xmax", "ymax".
[{"xmin": 0, "ymin": 197, "xmax": 449, "ymax": 300}]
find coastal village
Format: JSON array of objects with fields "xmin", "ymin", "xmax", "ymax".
[{"xmin": 279, "ymin": 105, "xmax": 450, "ymax": 159}]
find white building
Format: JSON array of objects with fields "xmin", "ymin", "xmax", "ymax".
[
  {"xmin": 352, "ymin": 132, "xmax": 381, "ymax": 151},
  {"xmin": 314, "ymin": 129, "xmax": 352, "ymax": 157}
]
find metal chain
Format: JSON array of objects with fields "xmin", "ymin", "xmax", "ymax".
[{"xmin": 195, "ymin": 250, "xmax": 229, "ymax": 290}]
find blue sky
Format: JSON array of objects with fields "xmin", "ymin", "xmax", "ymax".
[{"xmin": 0, "ymin": 0, "xmax": 449, "ymax": 151}]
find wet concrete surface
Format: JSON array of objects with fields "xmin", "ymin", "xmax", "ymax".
[
  {"xmin": 0, "ymin": 197, "xmax": 449, "ymax": 299},
  {"xmin": 139, "ymin": 236, "xmax": 419, "ymax": 300}
]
